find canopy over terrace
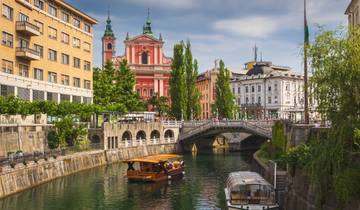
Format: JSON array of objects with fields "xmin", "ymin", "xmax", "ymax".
[{"xmin": 123, "ymin": 154, "xmax": 182, "ymax": 164}]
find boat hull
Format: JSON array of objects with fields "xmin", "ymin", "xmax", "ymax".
[{"xmin": 127, "ymin": 167, "xmax": 185, "ymax": 182}]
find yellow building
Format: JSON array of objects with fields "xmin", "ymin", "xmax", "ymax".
[
  {"xmin": 196, "ymin": 68, "xmax": 219, "ymax": 120},
  {"xmin": 346, "ymin": 0, "xmax": 360, "ymax": 27},
  {"xmin": 0, "ymin": 0, "xmax": 96, "ymax": 103}
]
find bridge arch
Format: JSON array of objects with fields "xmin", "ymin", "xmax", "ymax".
[
  {"xmin": 150, "ymin": 130, "xmax": 160, "ymax": 139},
  {"xmin": 122, "ymin": 131, "xmax": 132, "ymax": 141},
  {"xmin": 136, "ymin": 130, "xmax": 147, "ymax": 141}
]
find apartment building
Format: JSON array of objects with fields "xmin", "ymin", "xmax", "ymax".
[{"xmin": 0, "ymin": 0, "xmax": 96, "ymax": 103}]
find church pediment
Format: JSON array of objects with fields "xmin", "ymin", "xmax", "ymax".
[{"xmin": 125, "ymin": 34, "xmax": 163, "ymax": 43}]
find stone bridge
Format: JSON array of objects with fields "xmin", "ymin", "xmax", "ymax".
[
  {"xmin": 89, "ymin": 121, "xmax": 181, "ymax": 150},
  {"xmin": 179, "ymin": 120, "xmax": 273, "ymax": 150}
]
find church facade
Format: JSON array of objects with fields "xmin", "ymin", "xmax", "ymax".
[{"xmin": 102, "ymin": 14, "xmax": 172, "ymax": 101}]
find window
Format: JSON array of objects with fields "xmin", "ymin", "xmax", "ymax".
[
  {"xmin": 19, "ymin": 13, "xmax": 29, "ymax": 22},
  {"xmin": 0, "ymin": 85, "xmax": 14, "ymax": 97},
  {"xmin": 258, "ymin": 96, "xmax": 261, "ymax": 104},
  {"xmin": 34, "ymin": 68, "xmax": 43, "ymax": 80},
  {"xmin": 48, "ymin": 72, "xmax": 57, "ymax": 83},
  {"xmin": 61, "ymin": 74, "xmax": 69, "ymax": 86},
  {"xmin": 73, "ymin": 57, "xmax": 80, "ymax": 68},
  {"xmin": 107, "ymin": 43, "xmax": 112, "ymax": 50},
  {"xmin": 84, "ymin": 42, "xmax": 91, "ymax": 52},
  {"xmin": 274, "ymin": 83, "xmax": 278, "ymax": 91},
  {"xmin": 73, "ymin": 18, "xmax": 80, "ymax": 28},
  {"xmin": 61, "ymin": 53, "xmax": 69, "ymax": 65},
  {"xmin": 251, "ymin": 86, "xmax": 255, "ymax": 92},
  {"xmin": 48, "ymin": 49, "xmax": 57, "ymax": 61},
  {"xmin": 61, "ymin": 12, "xmax": 69, "ymax": 23},
  {"xmin": 150, "ymin": 89, "xmax": 154, "ymax": 97},
  {"xmin": 268, "ymin": 86, "xmax": 272, "ymax": 91},
  {"xmin": 258, "ymin": 85, "xmax": 261, "ymax": 92},
  {"xmin": 34, "ymin": 20, "xmax": 43, "ymax": 33},
  {"xmin": 73, "ymin": 77, "xmax": 80, "ymax": 87},
  {"xmin": 285, "ymin": 83, "xmax": 290, "ymax": 91},
  {"xmin": 2, "ymin": 32, "xmax": 13, "ymax": 47},
  {"xmin": 245, "ymin": 86, "xmax": 248, "ymax": 93},
  {"xmin": 73, "ymin": 37, "xmax": 80, "ymax": 48},
  {"xmin": 238, "ymin": 87, "xmax": 240, "ymax": 94},
  {"xmin": 48, "ymin": 5, "xmax": 57, "ymax": 17},
  {"xmin": 48, "ymin": 27, "xmax": 57, "ymax": 39},
  {"xmin": 143, "ymin": 88, "xmax": 147, "ymax": 96},
  {"xmin": 34, "ymin": 44, "xmax": 43, "ymax": 57},
  {"xmin": 19, "ymin": 38, "xmax": 29, "ymax": 48},
  {"xmin": 61, "ymin": 32, "xmax": 69, "ymax": 44},
  {"xmin": 84, "ymin": 61, "xmax": 91, "ymax": 71},
  {"xmin": 141, "ymin": 52, "xmax": 148, "ymax": 64},
  {"xmin": 84, "ymin": 23, "xmax": 91, "ymax": 33},
  {"xmin": 268, "ymin": 97, "xmax": 272, "ymax": 104},
  {"xmin": 2, "ymin": 59, "xmax": 13, "ymax": 74},
  {"xmin": 19, "ymin": 64, "xmax": 29, "ymax": 77},
  {"xmin": 251, "ymin": 96, "xmax": 254, "ymax": 103},
  {"xmin": 47, "ymin": 92, "xmax": 58, "ymax": 102},
  {"xmin": 34, "ymin": 0, "xmax": 44, "ymax": 10},
  {"xmin": 2, "ymin": 4, "xmax": 13, "ymax": 20},
  {"xmin": 246, "ymin": 97, "xmax": 249, "ymax": 104},
  {"xmin": 84, "ymin": 80, "xmax": 91, "ymax": 89}
]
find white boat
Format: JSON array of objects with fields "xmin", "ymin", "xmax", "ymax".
[{"xmin": 224, "ymin": 171, "xmax": 279, "ymax": 210}]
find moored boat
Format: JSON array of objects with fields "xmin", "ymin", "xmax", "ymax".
[
  {"xmin": 224, "ymin": 171, "xmax": 279, "ymax": 210},
  {"xmin": 123, "ymin": 154, "xmax": 185, "ymax": 182}
]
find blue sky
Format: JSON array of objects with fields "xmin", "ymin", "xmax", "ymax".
[{"xmin": 67, "ymin": 0, "xmax": 349, "ymax": 72}]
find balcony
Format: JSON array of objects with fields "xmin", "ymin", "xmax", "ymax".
[
  {"xmin": 16, "ymin": 47, "xmax": 40, "ymax": 60},
  {"xmin": 16, "ymin": 21, "xmax": 40, "ymax": 36}
]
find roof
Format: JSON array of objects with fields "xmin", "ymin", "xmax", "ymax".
[
  {"xmin": 226, "ymin": 171, "xmax": 272, "ymax": 188},
  {"xmin": 58, "ymin": 0, "xmax": 97, "ymax": 24},
  {"xmin": 345, "ymin": 0, "xmax": 359, "ymax": 14},
  {"xmin": 123, "ymin": 154, "xmax": 182, "ymax": 163},
  {"xmin": 125, "ymin": 34, "xmax": 163, "ymax": 43}
]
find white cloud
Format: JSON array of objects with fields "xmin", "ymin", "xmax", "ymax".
[{"xmin": 213, "ymin": 16, "xmax": 281, "ymax": 39}]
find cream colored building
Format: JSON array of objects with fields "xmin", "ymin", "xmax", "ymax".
[
  {"xmin": 0, "ymin": 0, "xmax": 96, "ymax": 103},
  {"xmin": 346, "ymin": 0, "xmax": 360, "ymax": 27}
]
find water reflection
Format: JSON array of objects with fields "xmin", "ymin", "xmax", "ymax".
[{"xmin": 0, "ymin": 149, "xmax": 253, "ymax": 210}]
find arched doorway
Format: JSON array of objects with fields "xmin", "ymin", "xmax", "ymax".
[
  {"xmin": 164, "ymin": 130, "xmax": 174, "ymax": 143},
  {"xmin": 136, "ymin": 130, "xmax": 147, "ymax": 145},
  {"xmin": 122, "ymin": 131, "xmax": 132, "ymax": 147},
  {"xmin": 150, "ymin": 130, "xmax": 160, "ymax": 144}
]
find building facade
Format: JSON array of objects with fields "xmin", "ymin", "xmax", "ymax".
[
  {"xmin": 346, "ymin": 0, "xmax": 360, "ymax": 27},
  {"xmin": 231, "ymin": 62, "xmax": 317, "ymax": 122},
  {"xmin": 102, "ymin": 14, "xmax": 172, "ymax": 101},
  {"xmin": 196, "ymin": 68, "xmax": 219, "ymax": 120},
  {"xmin": 0, "ymin": 0, "xmax": 96, "ymax": 103}
]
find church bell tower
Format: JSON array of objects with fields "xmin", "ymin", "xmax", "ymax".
[{"xmin": 102, "ymin": 12, "xmax": 116, "ymax": 67}]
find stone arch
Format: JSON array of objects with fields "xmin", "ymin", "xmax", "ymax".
[
  {"xmin": 150, "ymin": 130, "xmax": 161, "ymax": 139},
  {"xmin": 136, "ymin": 130, "xmax": 147, "ymax": 140},
  {"xmin": 122, "ymin": 131, "xmax": 132, "ymax": 141},
  {"xmin": 164, "ymin": 129, "xmax": 174, "ymax": 141},
  {"xmin": 91, "ymin": 135, "xmax": 101, "ymax": 144}
]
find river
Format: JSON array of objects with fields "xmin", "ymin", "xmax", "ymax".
[{"xmin": 0, "ymin": 149, "xmax": 253, "ymax": 210}]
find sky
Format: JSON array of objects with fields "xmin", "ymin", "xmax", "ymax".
[{"xmin": 67, "ymin": 0, "xmax": 349, "ymax": 73}]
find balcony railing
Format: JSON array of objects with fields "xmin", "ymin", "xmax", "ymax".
[
  {"xmin": 16, "ymin": 47, "xmax": 41, "ymax": 60},
  {"xmin": 16, "ymin": 21, "xmax": 40, "ymax": 36}
]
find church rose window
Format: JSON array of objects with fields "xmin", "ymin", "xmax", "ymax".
[{"xmin": 142, "ymin": 52, "xmax": 148, "ymax": 64}]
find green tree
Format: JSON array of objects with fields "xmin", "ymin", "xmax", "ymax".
[
  {"xmin": 149, "ymin": 93, "xmax": 170, "ymax": 119},
  {"xmin": 184, "ymin": 41, "xmax": 201, "ymax": 120},
  {"xmin": 93, "ymin": 60, "xmax": 145, "ymax": 113},
  {"xmin": 213, "ymin": 60, "xmax": 236, "ymax": 119},
  {"xmin": 292, "ymin": 27, "xmax": 360, "ymax": 208},
  {"xmin": 170, "ymin": 43, "xmax": 187, "ymax": 120}
]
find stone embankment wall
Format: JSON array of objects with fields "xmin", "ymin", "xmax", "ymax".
[
  {"xmin": 0, "ymin": 143, "xmax": 176, "ymax": 199},
  {"xmin": 285, "ymin": 170, "xmax": 360, "ymax": 210}
]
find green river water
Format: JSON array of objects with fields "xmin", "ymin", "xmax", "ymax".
[{"xmin": 0, "ymin": 149, "xmax": 253, "ymax": 210}]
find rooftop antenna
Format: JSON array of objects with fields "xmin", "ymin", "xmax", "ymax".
[{"xmin": 253, "ymin": 43, "xmax": 258, "ymax": 62}]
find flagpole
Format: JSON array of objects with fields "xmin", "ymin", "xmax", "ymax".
[{"xmin": 304, "ymin": 0, "xmax": 309, "ymax": 124}]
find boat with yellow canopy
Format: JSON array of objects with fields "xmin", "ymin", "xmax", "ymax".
[{"xmin": 123, "ymin": 154, "xmax": 185, "ymax": 182}]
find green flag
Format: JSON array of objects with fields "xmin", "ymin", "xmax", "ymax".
[{"xmin": 304, "ymin": 0, "xmax": 309, "ymax": 45}]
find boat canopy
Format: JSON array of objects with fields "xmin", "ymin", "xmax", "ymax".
[
  {"xmin": 226, "ymin": 171, "xmax": 273, "ymax": 189},
  {"xmin": 123, "ymin": 154, "xmax": 182, "ymax": 164}
]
